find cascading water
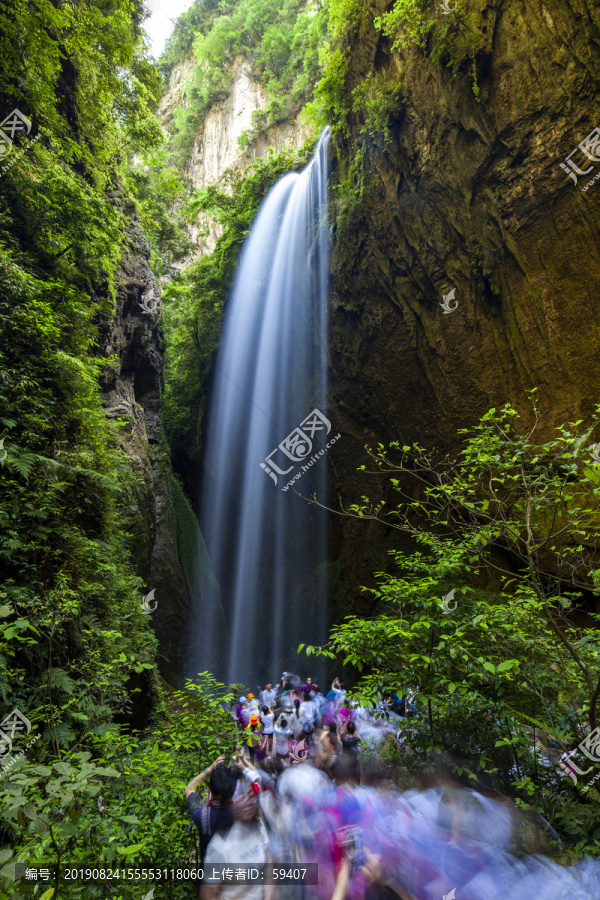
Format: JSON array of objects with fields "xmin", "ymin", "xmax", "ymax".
[{"xmin": 190, "ymin": 128, "xmax": 331, "ymax": 689}]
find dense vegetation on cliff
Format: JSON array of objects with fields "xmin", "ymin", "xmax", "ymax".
[
  {"xmin": 1, "ymin": 0, "xmax": 600, "ymax": 892},
  {"xmin": 154, "ymin": 0, "xmax": 328, "ymax": 469},
  {"xmin": 161, "ymin": 0, "xmax": 328, "ymax": 158},
  {"xmin": 0, "ymin": 0, "xmax": 162, "ymax": 756},
  {"xmin": 0, "ymin": 2, "xmax": 238, "ymax": 894}
]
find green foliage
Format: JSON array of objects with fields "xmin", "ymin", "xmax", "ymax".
[
  {"xmin": 0, "ymin": 0, "xmax": 165, "ymax": 751},
  {"xmin": 304, "ymin": 0, "xmax": 365, "ymax": 140},
  {"xmin": 0, "ymin": 1, "xmax": 162, "ymax": 190},
  {"xmin": 374, "ymin": 0, "xmax": 490, "ymax": 96},
  {"xmin": 374, "ymin": 0, "xmax": 436, "ymax": 52},
  {"xmin": 305, "ymin": 400, "xmax": 600, "ymax": 854},
  {"xmin": 159, "ymin": 0, "xmax": 224, "ymax": 75},
  {"xmin": 0, "ymin": 677, "xmax": 241, "ymax": 899},
  {"xmin": 304, "ymin": 0, "xmax": 405, "ymax": 224},
  {"xmin": 162, "ymin": 143, "xmax": 313, "ymax": 462},
  {"xmin": 165, "ymin": 0, "xmax": 328, "ymax": 162},
  {"xmin": 128, "ymin": 149, "xmax": 195, "ymax": 276}
]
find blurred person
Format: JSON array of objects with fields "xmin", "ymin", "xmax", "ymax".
[
  {"xmin": 201, "ymin": 781, "xmax": 274, "ymax": 900},
  {"xmin": 391, "ymin": 685, "xmax": 407, "ymax": 717},
  {"xmin": 260, "ymin": 705, "xmax": 275, "ymax": 757},
  {"xmin": 274, "ymin": 714, "xmax": 293, "ymax": 763},
  {"xmin": 280, "ymin": 673, "xmax": 294, "ymax": 693},
  {"xmin": 235, "ymin": 696, "xmax": 247, "ymax": 728},
  {"xmin": 246, "ymin": 713, "xmax": 262, "ymax": 762},
  {"xmin": 311, "ymin": 684, "xmax": 326, "ymax": 722},
  {"xmin": 341, "ymin": 720, "xmax": 361, "ymax": 750},
  {"xmin": 333, "ymin": 749, "xmax": 361, "ymax": 788},
  {"xmin": 340, "ymin": 720, "xmax": 361, "ymax": 783},
  {"xmin": 322, "ymin": 679, "xmax": 346, "ymax": 724},
  {"xmin": 185, "ymin": 754, "xmax": 241, "ymax": 862},
  {"xmin": 291, "ymin": 721, "xmax": 315, "ymax": 764},
  {"xmin": 330, "ymin": 678, "xmax": 345, "ymax": 697},
  {"xmin": 280, "ymin": 682, "xmax": 295, "ymax": 714},
  {"xmin": 246, "ymin": 692, "xmax": 259, "ymax": 714},
  {"xmin": 331, "ymin": 857, "xmax": 350, "ymax": 900},
  {"xmin": 317, "ymin": 721, "xmax": 342, "ymax": 774},
  {"xmin": 361, "ymin": 849, "xmax": 416, "ymax": 900},
  {"xmin": 260, "ymin": 682, "xmax": 277, "ymax": 708},
  {"xmin": 286, "ymin": 697, "xmax": 302, "ymax": 739},
  {"xmin": 300, "ymin": 691, "xmax": 317, "ymax": 729}
]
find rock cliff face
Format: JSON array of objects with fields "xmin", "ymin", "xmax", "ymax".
[
  {"xmin": 326, "ymin": 0, "xmax": 600, "ymax": 606},
  {"xmin": 98, "ymin": 206, "xmax": 193, "ymax": 684},
  {"xmin": 155, "ymin": 0, "xmax": 600, "ymax": 642},
  {"xmin": 160, "ymin": 56, "xmax": 310, "ymax": 257}
]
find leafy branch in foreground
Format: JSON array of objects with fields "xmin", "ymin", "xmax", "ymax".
[{"xmin": 304, "ymin": 399, "xmax": 600, "ymax": 854}]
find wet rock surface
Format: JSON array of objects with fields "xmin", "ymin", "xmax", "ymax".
[
  {"xmin": 98, "ymin": 212, "xmax": 192, "ymax": 683},
  {"xmin": 327, "ymin": 0, "xmax": 600, "ymax": 607}
]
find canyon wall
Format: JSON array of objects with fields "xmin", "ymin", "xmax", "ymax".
[
  {"xmin": 326, "ymin": 0, "xmax": 600, "ymax": 612},
  {"xmin": 99, "ymin": 204, "xmax": 195, "ymax": 684},
  {"xmin": 160, "ymin": 56, "xmax": 310, "ymax": 259}
]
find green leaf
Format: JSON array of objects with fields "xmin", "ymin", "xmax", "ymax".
[
  {"xmin": 117, "ymin": 843, "xmax": 145, "ymax": 856},
  {"xmin": 496, "ymin": 660, "xmax": 514, "ymax": 673}
]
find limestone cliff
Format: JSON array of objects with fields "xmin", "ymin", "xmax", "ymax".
[
  {"xmin": 160, "ymin": 56, "xmax": 310, "ymax": 258},
  {"xmin": 98, "ymin": 203, "xmax": 196, "ymax": 684},
  {"xmin": 326, "ymin": 0, "xmax": 600, "ymax": 607}
]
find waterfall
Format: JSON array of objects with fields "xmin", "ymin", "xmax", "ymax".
[{"xmin": 191, "ymin": 128, "xmax": 331, "ymax": 689}]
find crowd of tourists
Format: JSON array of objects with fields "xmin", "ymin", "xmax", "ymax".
[
  {"xmin": 183, "ymin": 673, "xmax": 600, "ymax": 899},
  {"xmin": 233, "ymin": 676, "xmax": 368, "ymax": 780}
]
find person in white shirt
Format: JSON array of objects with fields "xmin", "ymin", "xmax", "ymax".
[
  {"xmin": 201, "ymin": 783, "xmax": 273, "ymax": 900},
  {"xmin": 273, "ymin": 715, "xmax": 292, "ymax": 760},
  {"xmin": 260, "ymin": 707, "xmax": 274, "ymax": 734},
  {"xmin": 259, "ymin": 682, "xmax": 277, "ymax": 708},
  {"xmin": 288, "ymin": 698, "xmax": 303, "ymax": 739},
  {"xmin": 299, "ymin": 692, "xmax": 316, "ymax": 729},
  {"xmin": 260, "ymin": 706, "xmax": 274, "ymax": 756}
]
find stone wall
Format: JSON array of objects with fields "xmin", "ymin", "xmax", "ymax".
[
  {"xmin": 160, "ymin": 56, "xmax": 311, "ymax": 259},
  {"xmin": 326, "ymin": 0, "xmax": 600, "ymax": 611},
  {"xmin": 98, "ymin": 202, "xmax": 193, "ymax": 682}
]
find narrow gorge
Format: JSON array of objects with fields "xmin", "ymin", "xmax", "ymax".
[{"xmin": 1, "ymin": 0, "xmax": 600, "ymax": 894}]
